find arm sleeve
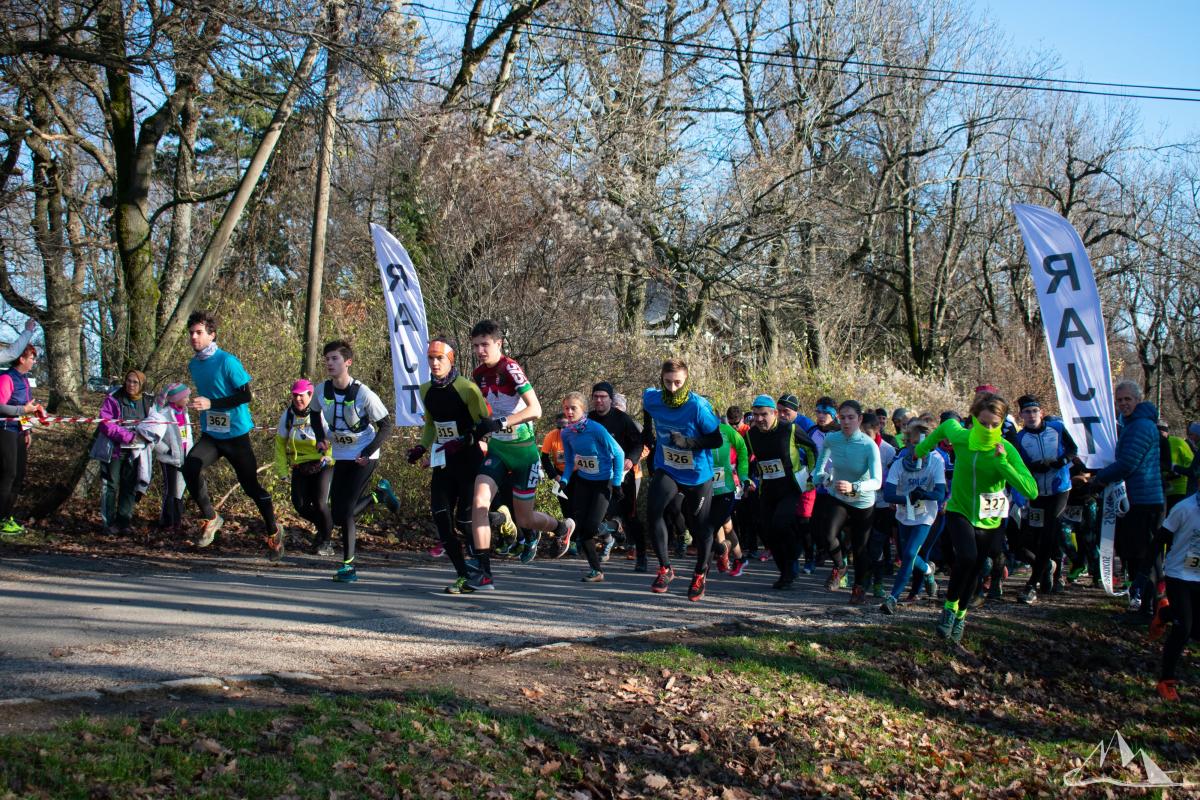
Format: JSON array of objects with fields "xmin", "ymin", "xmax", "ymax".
[
  {"xmin": 209, "ymin": 384, "xmax": 252, "ymax": 410},
  {"xmin": 642, "ymin": 410, "xmax": 656, "ymax": 450},
  {"xmin": 1060, "ymin": 423, "xmax": 1079, "ymax": 460},
  {"xmin": 733, "ymin": 432, "xmax": 749, "ymax": 482},
  {"xmin": 360, "ymin": 415, "xmax": 392, "ymax": 459},
  {"xmin": 0, "ymin": 328, "xmax": 34, "ymax": 365},
  {"xmin": 310, "ymin": 409, "xmax": 328, "ymax": 443},
  {"xmin": 689, "ymin": 428, "xmax": 723, "ymax": 450},
  {"xmin": 462, "ymin": 380, "xmax": 491, "ymax": 424},
  {"xmin": 540, "ymin": 453, "xmax": 559, "ymax": 480},
  {"xmin": 914, "ymin": 419, "xmax": 958, "ymax": 460},
  {"xmin": 999, "ymin": 442, "xmax": 1039, "ymax": 499},
  {"xmin": 419, "ymin": 387, "xmax": 436, "ymax": 449},
  {"xmin": 859, "ymin": 443, "xmax": 883, "ymax": 492},
  {"xmin": 927, "ymin": 460, "xmax": 949, "ymax": 502},
  {"xmin": 883, "ymin": 480, "xmax": 906, "ymax": 505}
]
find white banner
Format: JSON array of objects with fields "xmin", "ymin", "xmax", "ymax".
[
  {"xmin": 1013, "ymin": 203, "xmax": 1125, "ymax": 594},
  {"xmin": 370, "ymin": 223, "xmax": 429, "ymax": 426}
]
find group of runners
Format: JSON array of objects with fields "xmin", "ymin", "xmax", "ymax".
[{"xmin": 3, "ymin": 312, "xmax": 1198, "ymax": 703}]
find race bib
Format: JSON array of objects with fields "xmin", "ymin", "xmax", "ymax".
[
  {"xmin": 430, "ymin": 445, "xmax": 446, "ymax": 468},
  {"xmin": 711, "ymin": 467, "xmax": 725, "ymax": 487},
  {"xmin": 759, "ymin": 459, "xmax": 785, "ymax": 480},
  {"xmin": 434, "ymin": 420, "xmax": 458, "ymax": 443},
  {"xmin": 1063, "ymin": 506, "xmax": 1084, "ymax": 524},
  {"xmin": 979, "ymin": 491, "xmax": 1009, "ymax": 520},
  {"xmin": 205, "ymin": 410, "xmax": 230, "ymax": 434},
  {"xmin": 662, "ymin": 446, "xmax": 695, "ymax": 469},
  {"xmin": 1184, "ymin": 550, "xmax": 1199, "ymax": 570},
  {"xmin": 574, "ymin": 454, "xmax": 600, "ymax": 475},
  {"xmin": 794, "ymin": 467, "xmax": 810, "ymax": 491},
  {"xmin": 1028, "ymin": 508, "xmax": 1045, "ymax": 528},
  {"xmin": 334, "ymin": 431, "xmax": 357, "ymax": 446},
  {"xmin": 900, "ymin": 499, "xmax": 932, "ymax": 523}
]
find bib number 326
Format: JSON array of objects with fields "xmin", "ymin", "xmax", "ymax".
[{"xmin": 663, "ymin": 446, "xmax": 695, "ymax": 469}]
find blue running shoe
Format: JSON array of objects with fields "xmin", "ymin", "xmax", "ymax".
[
  {"xmin": 375, "ymin": 479, "xmax": 401, "ymax": 513},
  {"xmin": 520, "ymin": 533, "xmax": 541, "ymax": 564},
  {"xmin": 333, "ymin": 564, "xmax": 358, "ymax": 583}
]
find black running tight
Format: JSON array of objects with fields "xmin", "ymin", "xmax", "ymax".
[{"xmin": 646, "ymin": 470, "xmax": 713, "ymax": 575}]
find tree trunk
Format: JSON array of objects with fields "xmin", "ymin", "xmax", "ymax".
[
  {"xmin": 157, "ymin": 93, "xmax": 199, "ymax": 331},
  {"xmin": 303, "ymin": 1, "xmax": 343, "ymax": 376}
]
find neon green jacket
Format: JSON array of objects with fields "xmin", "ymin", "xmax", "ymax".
[
  {"xmin": 915, "ymin": 419, "xmax": 1037, "ymax": 529},
  {"xmin": 711, "ymin": 422, "xmax": 749, "ymax": 495}
]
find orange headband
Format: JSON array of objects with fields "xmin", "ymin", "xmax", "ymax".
[{"xmin": 427, "ymin": 341, "xmax": 455, "ymax": 363}]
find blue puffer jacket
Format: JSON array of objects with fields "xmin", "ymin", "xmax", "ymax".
[{"xmin": 1093, "ymin": 402, "xmax": 1164, "ymax": 505}]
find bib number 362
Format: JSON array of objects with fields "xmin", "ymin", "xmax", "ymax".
[
  {"xmin": 206, "ymin": 411, "xmax": 230, "ymax": 434},
  {"xmin": 979, "ymin": 491, "xmax": 1009, "ymax": 520}
]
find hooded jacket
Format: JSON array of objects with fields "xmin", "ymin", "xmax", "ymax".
[{"xmin": 1092, "ymin": 402, "xmax": 1164, "ymax": 505}]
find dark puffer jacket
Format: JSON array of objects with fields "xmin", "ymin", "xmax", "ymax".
[{"xmin": 1093, "ymin": 402, "xmax": 1164, "ymax": 505}]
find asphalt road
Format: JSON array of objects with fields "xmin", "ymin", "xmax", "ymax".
[{"xmin": 0, "ymin": 551, "xmax": 851, "ymax": 698}]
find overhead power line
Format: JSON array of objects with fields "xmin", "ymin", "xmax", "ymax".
[{"xmin": 407, "ymin": 1, "xmax": 1200, "ymax": 105}]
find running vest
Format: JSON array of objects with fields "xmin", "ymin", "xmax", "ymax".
[
  {"xmin": 322, "ymin": 380, "xmax": 369, "ymax": 434},
  {"xmin": 746, "ymin": 421, "xmax": 813, "ymax": 499},
  {"xmin": 1, "ymin": 369, "xmax": 31, "ymax": 432}
]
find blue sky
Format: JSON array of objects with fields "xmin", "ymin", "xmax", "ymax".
[{"xmin": 984, "ymin": 0, "xmax": 1200, "ymax": 141}]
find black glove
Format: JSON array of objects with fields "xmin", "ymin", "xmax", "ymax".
[
  {"xmin": 908, "ymin": 489, "xmax": 928, "ymax": 501},
  {"xmin": 441, "ymin": 438, "xmax": 465, "ymax": 458},
  {"xmin": 405, "ymin": 445, "xmax": 427, "ymax": 464},
  {"xmin": 473, "ymin": 417, "xmax": 505, "ymax": 440},
  {"xmin": 610, "ymin": 484, "xmax": 624, "ymax": 503},
  {"xmin": 669, "ymin": 431, "xmax": 701, "ymax": 450}
]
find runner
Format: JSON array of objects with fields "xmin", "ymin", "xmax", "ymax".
[
  {"xmin": 1012, "ymin": 394, "xmax": 1077, "ymax": 604},
  {"xmin": 641, "ymin": 358, "xmax": 722, "ymax": 599},
  {"xmin": 315, "ymin": 340, "xmax": 395, "ymax": 583},
  {"xmin": 710, "ymin": 406, "xmax": 750, "ymax": 575},
  {"xmin": 273, "ymin": 379, "xmax": 334, "ymax": 555},
  {"xmin": 744, "ymin": 395, "xmax": 817, "ymax": 589},
  {"xmin": 408, "ymin": 337, "xmax": 491, "ymax": 594},
  {"xmin": 1087, "ymin": 380, "xmax": 1164, "ymax": 616},
  {"xmin": 862, "ymin": 412, "xmax": 897, "ymax": 596},
  {"xmin": 880, "ymin": 415, "xmax": 946, "ymax": 614},
  {"xmin": 588, "ymin": 381, "xmax": 646, "ymax": 568},
  {"xmin": 1159, "ymin": 422, "xmax": 1194, "ymax": 512},
  {"xmin": 0, "ymin": 344, "xmax": 41, "ymax": 535},
  {"xmin": 95, "ymin": 370, "xmax": 151, "ymax": 535},
  {"xmin": 181, "ymin": 311, "xmax": 284, "ymax": 558},
  {"xmin": 560, "ymin": 391, "xmax": 625, "ymax": 582},
  {"xmin": 891, "ymin": 408, "xmax": 914, "ymax": 447},
  {"xmin": 539, "ymin": 413, "xmax": 570, "ymax": 518},
  {"xmin": 1154, "ymin": 490, "xmax": 1200, "ymax": 702},
  {"xmin": 812, "ymin": 400, "xmax": 882, "ymax": 604},
  {"xmin": 468, "ymin": 320, "xmax": 574, "ymax": 591},
  {"xmin": 914, "ymin": 393, "xmax": 1038, "ymax": 644}
]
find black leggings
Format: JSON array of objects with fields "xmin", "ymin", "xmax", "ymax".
[
  {"xmin": 1116, "ymin": 503, "xmax": 1164, "ymax": 604},
  {"xmin": 735, "ymin": 493, "xmax": 760, "ymax": 553},
  {"xmin": 610, "ymin": 470, "xmax": 644, "ymax": 554},
  {"xmin": 761, "ymin": 490, "xmax": 800, "ymax": 579},
  {"xmin": 182, "ymin": 433, "xmax": 276, "ymax": 529},
  {"xmin": 1021, "ymin": 491, "xmax": 1070, "ymax": 588},
  {"xmin": 1162, "ymin": 577, "xmax": 1200, "ymax": 680},
  {"xmin": 331, "ymin": 459, "xmax": 377, "ymax": 562},
  {"xmin": 944, "ymin": 512, "xmax": 1005, "ymax": 604},
  {"xmin": 815, "ymin": 493, "xmax": 875, "ymax": 587},
  {"xmin": 431, "ymin": 453, "xmax": 482, "ymax": 578},
  {"xmin": 647, "ymin": 470, "xmax": 713, "ymax": 575},
  {"xmin": 0, "ymin": 429, "xmax": 27, "ymax": 520},
  {"xmin": 569, "ymin": 476, "xmax": 613, "ymax": 572},
  {"xmin": 291, "ymin": 464, "xmax": 334, "ymax": 544}
]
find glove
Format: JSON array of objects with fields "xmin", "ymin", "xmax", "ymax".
[
  {"xmin": 405, "ymin": 445, "xmax": 426, "ymax": 464},
  {"xmin": 473, "ymin": 417, "xmax": 505, "ymax": 439},
  {"xmin": 669, "ymin": 431, "xmax": 701, "ymax": 450},
  {"xmin": 909, "ymin": 488, "xmax": 928, "ymax": 501},
  {"xmin": 610, "ymin": 484, "xmax": 624, "ymax": 503},
  {"xmin": 441, "ymin": 438, "xmax": 464, "ymax": 458},
  {"xmin": 1028, "ymin": 461, "xmax": 1050, "ymax": 473}
]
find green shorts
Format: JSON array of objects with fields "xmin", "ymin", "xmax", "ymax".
[{"xmin": 479, "ymin": 440, "xmax": 541, "ymax": 500}]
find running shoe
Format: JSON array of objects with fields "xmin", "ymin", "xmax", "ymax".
[
  {"xmin": 266, "ymin": 524, "xmax": 286, "ymax": 562},
  {"xmin": 375, "ymin": 478, "xmax": 401, "ymax": 513},
  {"xmin": 1068, "ymin": 565, "xmax": 1087, "ymax": 583},
  {"xmin": 467, "ymin": 573, "xmax": 495, "ymax": 591},
  {"xmin": 771, "ymin": 576, "xmax": 794, "ymax": 590},
  {"xmin": 673, "ymin": 539, "xmax": 686, "ymax": 559},
  {"xmin": 935, "ymin": 607, "xmax": 955, "ymax": 639},
  {"xmin": 759, "ymin": 549, "xmax": 772, "ymax": 563},
  {"xmin": 554, "ymin": 519, "xmax": 576, "ymax": 558},
  {"xmin": 880, "ymin": 595, "xmax": 897, "ymax": 615},
  {"xmin": 445, "ymin": 576, "xmax": 476, "ymax": 595},
  {"xmin": 1, "ymin": 517, "xmax": 23, "ymax": 535},
  {"xmin": 1149, "ymin": 598, "xmax": 1171, "ymax": 642},
  {"xmin": 871, "ymin": 582, "xmax": 885, "ymax": 598},
  {"xmin": 333, "ymin": 563, "xmax": 357, "ymax": 583},
  {"xmin": 838, "ymin": 572, "xmax": 850, "ymax": 590},
  {"xmin": 1128, "ymin": 590, "xmax": 1143, "ymax": 613},
  {"xmin": 1156, "ymin": 679, "xmax": 1180, "ymax": 702},
  {"xmin": 428, "ymin": 543, "xmax": 445, "ymax": 557},
  {"xmin": 824, "ymin": 568, "xmax": 842, "ymax": 591},
  {"xmin": 729, "ymin": 558, "xmax": 747, "ymax": 578},
  {"xmin": 683, "ymin": 531, "xmax": 693, "ymax": 547},
  {"xmin": 986, "ymin": 584, "xmax": 1003, "ymax": 601},
  {"xmin": 715, "ymin": 547, "xmax": 730, "ymax": 574},
  {"xmin": 650, "ymin": 565, "xmax": 675, "ymax": 593},
  {"xmin": 949, "ymin": 614, "xmax": 966, "ymax": 644},
  {"xmin": 495, "ymin": 505, "xmax": 517, "ymax": 538},
  {"xmin": 599, "ymin": 535, "xmax": 614, "ymax": 562},
  {"xmin": 635, "ymin": 552, "xmax": 649, "ymax": 573},
  {"xmin": 496, "ymin": 540, "xmax": 517, "ymax": 556},
  {"xmin": 802, "ymin": 558, "xmax": 815, "ymax": 575},
  {"xmin": 849, "ymin": 585, "xmax": 866, "ymax": 605},
  {"xmin": 582, "ymin": 569, "xmax": 605, "ymax": 583},
  {"xmin": 312, "ymin": 535, "xmax": 336, "ymax": 557},
  {"xmin": 1020, "ymin": 586, "xmax": 1038, "ymax": 605},
  {"xmin": 569, "ymin": 541, "xmax": 579, "ymax": 557},
  {"xmin": 687, "ymin": 572, "xmax": 706, "ymax": 602},
  {"xmin": 196, "ymin": 514, "xmax": 223, "ymax": 548},
  {"xmin": 520, "ymin": 533, "xmax": 541, "ymax": 564},
  {"xmin": 1051, "ymin": 578, "xmax": 1065, "ymax": 595},
  {"xmin": 923, "ymin": 571, "xmax": 938, "ymax": 598}
]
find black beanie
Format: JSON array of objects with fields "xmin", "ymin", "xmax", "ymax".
[{"xmin": 592, "ymin": 381, "xmax": 615, "ymax": 399}]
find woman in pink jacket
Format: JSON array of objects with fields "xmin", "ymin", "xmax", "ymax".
[{"xmin": 96, "ymin": 370, "xmax": 151, "ymax": 534}]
